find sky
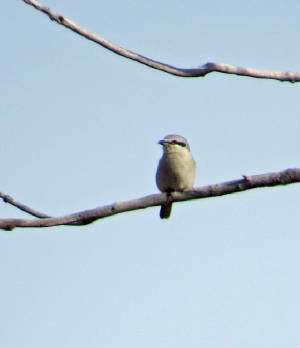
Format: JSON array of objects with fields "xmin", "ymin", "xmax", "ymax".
[{"xmin": 0, "ymin": 1, "xmax": 299, "ymax": 347}]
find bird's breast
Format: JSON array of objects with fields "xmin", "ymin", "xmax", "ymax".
[{"xmin": 156, "ymin": 152, "xmax": 196, "ymax": 192}]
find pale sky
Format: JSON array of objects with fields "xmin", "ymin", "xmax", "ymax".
[{"xmin": 0, "ymin": 1, "xmax": 299, "ymax": 347}]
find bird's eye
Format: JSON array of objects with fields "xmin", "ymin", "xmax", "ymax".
[
  {"xmin": 177, "ymin": 141, "xmax": 186, "ymax": 147},
  {"xmin": 170, "ymin": 140, "xmax": 186, "ymax": 147}
]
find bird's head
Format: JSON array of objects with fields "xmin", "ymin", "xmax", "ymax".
[{"xmin": 158, "ymin": 134, "xmax": 191, "ymax": 153}]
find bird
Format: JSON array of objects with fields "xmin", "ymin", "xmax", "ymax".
[{"xmin": 156, "ymin": 134, "xmax": 196, "ymax": 219}]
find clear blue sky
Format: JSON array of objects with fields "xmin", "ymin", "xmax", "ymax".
[{"xmin": 1, "ymin": 1, "xmax": 299, "ymax": 347}]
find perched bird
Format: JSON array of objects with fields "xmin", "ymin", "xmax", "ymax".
[{"xmin": 156, "ymin": 134, "xmax": 196, "ymax": 219}]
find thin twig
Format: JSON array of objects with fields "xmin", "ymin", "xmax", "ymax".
[
  {"xmin": 22, "ymin": 0, "xmax": 300, "ymax": 83},
  {"xmin": 1, "ymin": 168, "xmax": 299, "ymax": 231},
  {"xmin": 0, "ymin": 192, "xmax": 50, "ymax": 218}
]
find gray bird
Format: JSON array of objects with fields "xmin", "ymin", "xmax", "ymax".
[{"xmin": 156, "ymin": 134, "xmax": 196, "ymax": 219}]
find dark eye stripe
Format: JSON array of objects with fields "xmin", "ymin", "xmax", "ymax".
[{"xmin": 171, "ymin": 140, "xmax": 186, "ymax": 147}]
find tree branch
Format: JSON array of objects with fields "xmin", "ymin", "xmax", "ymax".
[
  {"xmin": 1, "ymin": 168, "xmax": 299, "ymax": 231},
  {"xmin": 0, "ymin": 192, "xmax": 50, "ymax": 218},
  {"xmin": 22, "ymin": 0, "xmax": 300, "ymax": 83}
]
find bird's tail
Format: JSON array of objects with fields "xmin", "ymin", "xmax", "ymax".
[{"xmin": 160, "ymin": 203, "xmax": 172, "ymax": 219}]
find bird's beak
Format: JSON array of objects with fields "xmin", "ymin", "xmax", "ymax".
[{"xmin": 158, "ymin": 139, "xmax": 168, "ymax": 145}]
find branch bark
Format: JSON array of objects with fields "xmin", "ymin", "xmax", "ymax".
[
  {"xmin": 0, "ymin": 192, "xmax": 50, "ymax": 218},
  {"xmin": 22, "ymin": 0, "xmax": 300, "ymax": 83},
  {"xmin": 1, "ymin": 168, "xmax": 299, "ymax": 231}
]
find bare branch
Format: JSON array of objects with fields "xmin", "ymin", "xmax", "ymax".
[
  {"xmin": 1, "ymin": 168, "xmax": 299, "ymax": 231},
  {"xmin": 0, "ymin": 192, "xmax": 50, "ymax": 218},
  {"xmin": 22, "ymin": 0, "xmax": 300, "ymax": 83}
]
